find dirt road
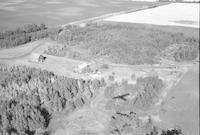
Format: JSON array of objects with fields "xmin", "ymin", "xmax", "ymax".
[{"xmin": 0, "ymin": 41, "xmax": 44, "ymax": 60}]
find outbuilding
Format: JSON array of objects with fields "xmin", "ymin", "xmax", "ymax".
[
  {"xmin": 38, "ymin": 55, "xmax": 46, "ymax": 62},
  {"xmin": 30, "ymin": 53, "xmax": 46, "ymax": 63}
]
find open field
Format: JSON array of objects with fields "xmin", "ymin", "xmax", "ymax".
[
  {"xmin": 0, "ymin": 39, "xmax": 54, "ymax": 59},
  {"xmin": 0, "ymin": 0, "xmax": 162, "ymax": 31},
  {"xmin": 105, "ymin": 3, "xmax": 200, "ymax": 28},
  {"xmin": 159, "ymin": 63, "xmax": 199, "ymax": 135}
]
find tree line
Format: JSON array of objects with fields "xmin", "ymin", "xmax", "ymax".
[{"xmin": 0, "ymin": 24, "xmax": 62, "ymax": 49}]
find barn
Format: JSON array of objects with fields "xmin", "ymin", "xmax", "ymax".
[{"xmin": 30, "ymin": 53, "xmax": 46, "ymax": 63}]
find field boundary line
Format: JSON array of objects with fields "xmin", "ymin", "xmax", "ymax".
[{"xmin": 61, "ymin": 2, "xmax": 170, "ymax": 28}]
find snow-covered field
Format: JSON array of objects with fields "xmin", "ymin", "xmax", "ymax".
[{"xmin": 105, "ymin": 3, "xmax": 200, "ymax": 28}]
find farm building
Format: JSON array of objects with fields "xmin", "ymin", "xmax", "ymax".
[
  {"xmin": 30, "ymin": 53, "xmax": 46, "ymax": 63},
  {"xmin": 79, "ymin": 23, "xmax": 86, "ymax": 27},
  {"xmin": 38, "ymin": 55, "xmax": 46, "ymax": 62},
  {"xmin": 75, "ymin": 62, "xmax": 93, "ymax": 73}
]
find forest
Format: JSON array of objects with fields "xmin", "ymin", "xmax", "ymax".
[
  {"xmin": 0, "ymin": 64, "xmax": 105, "ymax": 135},
  {"xmin": 45, "ymin": 23, "xmax": 199, "ymax": 64},
  {"xmin": 0, "ymin": 63, "xmax": 184, "ymax": 135},
  {"xmin": 0, "ymin": 24, "xmax": 62, "ymax": 49}
]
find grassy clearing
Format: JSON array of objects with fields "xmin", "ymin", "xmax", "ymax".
[{"xmin": 160, "ymin": 64, "xmax": 199, "ymax": 135}]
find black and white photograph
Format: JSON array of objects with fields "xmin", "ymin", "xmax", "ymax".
[{"xmin": 0, "ymin": 0, "xmax": 199, "ymax": 135}]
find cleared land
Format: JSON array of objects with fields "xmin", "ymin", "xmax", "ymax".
[
  {"xmin": 0, "ymin": 0, "xmax": 162, "ymax": 31},
  {"xmin": 159, "ymin": 63, "xmax": 199, "ymax": 135},
  {"xmin": 105, "ymin": 3, "xmax": 199, "ymax": 28}
]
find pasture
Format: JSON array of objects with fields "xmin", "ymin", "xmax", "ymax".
[{"xmin": 159, "ymin": 63, "xmax": 199, "ymax": 135}]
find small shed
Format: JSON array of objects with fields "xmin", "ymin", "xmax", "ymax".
[
  {"xmin": 30, "ymin": 53, "xmax": 46, "ymax": 63},
  {"xmin": 78, "ymin": 62, "xmax": 89, "ymax": 70},
  {"xmin": 75, "ymin": 62, "xmax": 93, "ymax": 73},
  {"xmin": 38, "ymin": 55, "xmax": 46, "ymax": 63},
  {"xmin": 79, "ymin": 23, "xmax": 86, "ymax": 27}
]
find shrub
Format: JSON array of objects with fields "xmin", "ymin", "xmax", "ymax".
[
  {"xmin": 131, "ymin": 74, "xmax": 136, "ymax": 80},
  {"xmin": 108, "ymin": 75, "xmax": 115, "ymax": 81},
  {"xmin": 81, "ymin": 65, "xmax": 93, "ymax": 74},
  {"xmin": 161, "ymin": 128, "xmax": 183, "ymax": 135},
  {"xmin": 100, "ymin": 64, "xmax": 109, "ymax": 69},
  {"xmin": 173, "ymin": 45, "xmax": 199, "ymax": 62}
]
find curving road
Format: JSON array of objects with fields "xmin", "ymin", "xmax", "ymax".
[{"xmin": 0, "ymin": 41, "xmax": 44, "ymax": 60}]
